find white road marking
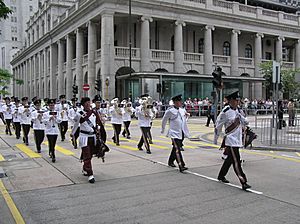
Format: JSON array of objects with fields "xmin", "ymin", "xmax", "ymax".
[{"xmin": 281, "ymin": 154, "xmax": 300, "ymax": 160}]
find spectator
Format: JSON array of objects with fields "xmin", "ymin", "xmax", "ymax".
[{"xmin": 288, "ymin": 99, "xmax": 296, "ymax": 126}]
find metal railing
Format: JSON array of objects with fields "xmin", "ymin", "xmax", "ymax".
[{"xmin": 258, "ymin": 118, "xmax": 300, "ymax": 146}]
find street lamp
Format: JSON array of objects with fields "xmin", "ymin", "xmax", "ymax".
[{"xmin": 129, "ymin": 0, "xmax": 132, "ymax": 77}]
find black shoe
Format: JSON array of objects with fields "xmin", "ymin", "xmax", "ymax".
[
  {"xmin": 88, "ymin": 176, "xmax": 95, "ymax": 183},
  {"xmin": 180, "ymin": 148, "xmax": 184, "ymax": 151},
  {"xmin": 242, "ymin": 183, "xmax": 251, "ymax": 190},
  {"xmin": 146, "ymin": 150, "xmax": 151, "ymax": 154},
  {"xmin": 52, "ymin": 157, "xmax": 56, "ymax": 163},
  {"xmin": 179, "ymin": 167, "xmax": 188, "ymax": 172},
  {"xmin": 37, "ymin": 150, "xmax": 41, "ymax": 153},
  {"xmin": 23, "ymin": 137, "xmax": 25, "ymax": 143},
  {"xmin": 218, "ymin": 177, "xmax": 230, "ymax": 183},
  {"xmin": 16, "ymin": 136, "xmax": 20, "ymax": 139},
  {"xmin": 126, "ymin": 136, "xmax": 131, "ymax": 139},
  {"xmin": 25, "ymin": 143, "xmax": 29, "ymax": 146},
  {"xmin": 9, "ymin": 133, "xmax": 12, "ymax": 136},
  {"xmin": 149, "ymin": 140, "xmax": 153, "ymax": 144},
  {"xmin": 168, "ymin": 163, "xmax": 176, "ymax": 167},
  {"xmin": 138, "ymin": 146, "xmax": 143, "ymax": 151},
  {"xmin": 122, "ymin": 133, "xmax": 126, "ymax": 138},
  {"xmin": 116, "ymin": 143, "xmax": 120, "ymax": 146}
]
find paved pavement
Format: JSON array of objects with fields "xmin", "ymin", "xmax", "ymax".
[{"xmin": 0, "ymin": 118, "xmax": 299, "ymax": 223}]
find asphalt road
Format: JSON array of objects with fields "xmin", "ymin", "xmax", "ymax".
[{"xmin": 0, "ymin": 118, "xmax": 299, "ymax": 224}]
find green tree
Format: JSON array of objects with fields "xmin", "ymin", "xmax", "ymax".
[
  {"xmin": 260, "ymin": 61, "xmax": 300, "ymax": 99},
  {"xmin": 0, "ymin": 68, "xmax": 23, "ymax": 96},
  {"xmin": 0, "ymin": 0, "xmax": 12, "ymax": 20}
]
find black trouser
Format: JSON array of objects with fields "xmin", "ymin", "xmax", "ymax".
[
  {"xmin": 0, "ymin": 113, "xmax": 6, "ymax": 125},
  {"xmin": 47, "ymin": 135, "xmax": 57, "ymax": 158},
  {"xmin": 22, "ymin": 124, "xmax": 30, "ymax": 144},
  {"xmin": 5, "ymin": 119, "xmax": 12, "ymax": 135},
  {"xmin": 112, "ymin": 124, "xmax": 121, "ymax": 144},
  {"xmin": 13, "ymin": 122, "xmax": 21, "ymax": 138},
  {"xmin": 59, "ymin": 121, "xmax": 68, "ymax": 140},
  {"xmin": 206, "ymin": 115, "xmax": 215, "ymax": 127},
  {"xmin": 138, "ymin": 127, "xmax": 151, "ymax": 151},
  {"xmin": 218, "ymin": 146, "xmax": 247, "ymax": 184},
  {"xmin": 168, "ymin": 137, "xmax": 185, "ymax": 168},
  {"xmin": 34, "ymin": 130, "xmax": 45, "ymax": 152},
  {"xmin": 122, "ymin": 121, "xmax": 131, "ymax": 137},
  {"xmin": 72, "ymin": 127, "xmax": 80, "ymax": 148}
]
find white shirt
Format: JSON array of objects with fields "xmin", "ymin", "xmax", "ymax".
[
  {"xmin": 68, "ymin": 106, "xmax": 82, "ymax": 126},
  {"xmin": 122, "ymin": 107, "xmax": 135, "ymax": 122},
  {"xmin": 109, "ymin": 106, "xmax": 124, "ymax": 124},
  {"xmin": 12, "ymin": 105, "xmax": 22, "ymax": 122},
  {"xmin": 161, "ymin": 107, "xmax": 190, "ymax": 139},
  {"xmin": 135, "ymin": 105, "xmax": 153, "ymax": 127},
  {"xmin": 31, "ymin": 109, "xmax": 47, "ymax": 130},
  {"xmin": 215, "ymin": 105, "xmax": 249, "ymax": 147},
  {"xmin": 19, "ymin": 105, "xmax": 32, "ymax": 125},
  {"xmin": 2, "ymin": 104, "xmax": 13, "ymax": 119},
  {"xmin": 55, "ymin": 103, "xmax": 69, "ymax": 121},
  {"xmin": 43, "ymin": 111, "xmax": 62, "ymax": 135}
]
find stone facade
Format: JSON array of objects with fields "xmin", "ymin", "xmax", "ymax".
[{"xmin": 10, "ymin": 0, "xmax": 300, "ymax": 100}]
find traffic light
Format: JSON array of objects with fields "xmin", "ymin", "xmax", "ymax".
[
  {"xmin": 72, "ymin": 85, "xmax": 78, "ymax": 94},
  {"xmin": 212, "ymin": 66, "xmax": 223, "ymax": 90},
  {"xmin": 95, "ymin": 79, "xmax": 101, "ymax": 91}
]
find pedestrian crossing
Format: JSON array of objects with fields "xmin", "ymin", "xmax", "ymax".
[
  {"xmin": 15, "ymin": 144, "xmax": 42, "ymax": 158},
  {"xmin": 43, "ymin": 141, "xmax": 75, "ymax": 156}
]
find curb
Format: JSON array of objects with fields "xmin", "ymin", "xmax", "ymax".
[{"xmin": 199, "ymin": 132, "xmax": 300, "ymax": 153}]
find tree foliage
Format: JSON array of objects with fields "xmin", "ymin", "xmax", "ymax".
[
  {"xmin": 0, "ymin": 1, "xmax": 12, "ymax": 20},
  {"xmin": 260, "ymin": 61, "xmax": 300, "ymax": 99},
  {"xmin": 0, "ymin": 68, "xmax": 23, "ymax": 96}
]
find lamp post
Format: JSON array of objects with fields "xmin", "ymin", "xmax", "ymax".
[{"xmin": 129, "ymin": 0, "xmax": 132, "ymax": 77}]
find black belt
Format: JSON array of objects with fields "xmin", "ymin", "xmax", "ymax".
[{"xmin": 80, "ymin": 130, "xmax": 95, "ymax": 135}]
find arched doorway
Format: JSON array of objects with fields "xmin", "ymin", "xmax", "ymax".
[
  {"xmin": 115, "ymin": 66, "xmax": 135, "ymax": 98},
  {"xmin": 186, "ymin": 70, "xmax": 199, "ymax": 74},
  {"xmin": 155, "ymin": 68, "xmax": 168, "ymax": 73}
]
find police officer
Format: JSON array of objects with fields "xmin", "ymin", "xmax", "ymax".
[
  {"xmin": 68, "ymin": 97, "xmax": 81, "ymax": 149},
  {"xmin": 19, "ymin": 97, "xmax": 32, "ymax": 145},
  {"xmin": 161, "ymin": 94, "xmax": 190, "ymax": 172},
  {"xmin": 2, "ymin": 97, "xmax": 13, "ymax": 135},
  {"xmin": 12, "ymin": 98, "xmax": 22, "ymax": 139},
  {"xmin": 109, "ymin": 98, "xmax": 124, "ymax": 146},
  {"xmin": 43, "ymin": 99, "xmax": 62, "ymax": 163},
  {"xmin": 31, "ymin": 99, "xmax": 46, "ymax": 153},
  {"xmin": 55, "ymin": 95, "xmax": 69, "ymax": 141},
  {"xmin": 122, "ymin": 98, "xmax": 135, "ymax": 139},
  {"xmin": 214, "ymin": 91, "xmax": 251, "ymax": 190}
]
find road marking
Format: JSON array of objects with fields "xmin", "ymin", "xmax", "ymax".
[
  {"xmin": 241, "ymin": 150, "xmax": 300, "ymax": 163},
  {"xmin": 43, "ymin": 142, "xmax": 74, "ymax": 155},
  {"xmin": 296, "ymin": 152, "xmax": 300, "ymax": 157},
  {"xmin": 15, "ymin": 144, "xmax": 41, "ymax": 158},
  {"xmin": 120, "ymin": 137, "xmax": 169, "ymax": 149},
  {"xmin": 0, "ymin": 153, "xmax": 5, "ymax": 161},
  {"xmin": 0, "ymin": 179, "xmax": 26, "ymax": 224},
  {"xmin": 155, "ymin": 161, "xmax": 263, "ymax": 195},
  {"xmin": 281, "ymin": 154, "xmax": 300, "ymax": 160},
  {"xmin": 107, "ymin": 141, "xmax": 138, "ymax": 151}
]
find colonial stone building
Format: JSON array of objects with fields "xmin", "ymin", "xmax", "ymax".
[{"xmin": 10, "ymin": 0, "xmax": 300, "ymax": 101}]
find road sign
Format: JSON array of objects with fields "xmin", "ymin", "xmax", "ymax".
[{"xmin": 83, "ymin": 84, "xmax": 90, "ymax": 91}]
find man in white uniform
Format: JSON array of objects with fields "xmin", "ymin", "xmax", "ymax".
[
  {"xmin": 19, "ymin": 97, "xmax": 32, "ymax": 145},
  {"xmin": 161, "ymin": 94, "xmax": 190, "ymax": 172},
  {"xmin": 214, "ymin": 91, "xmax": 251, "ymax": 190},
  {"xmin": 2, "ymin": 97, "xmax": 13, "ymax": 135},
  {"xmin": 12, "ymin": 98, "xmax": 22, "ymax": 139}
]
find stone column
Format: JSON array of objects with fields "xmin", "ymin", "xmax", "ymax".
[
  {"xmin": 295, "ymin": 39, "xmax": 300, "ymax": 69},
  {"xmin": 204, "ymin": 25, "xmax": 215, "ymax": 74},
  {"xmin": 38, "ymin": 51, "xmax": 42, "ymax": 97},
  {"xmin": 87, "ymin": 21, "xmax": 97, "ymax": 97},
  {"xmin": 276, "ymin": 36, "xmax": 285, "ymax": 62},
  {"xmin": 25, "ymin": 60, "xmax": 29, "ymax": 97},
  {"xmin": 101, "ymin": 12, "xmax": 115, "ymax": 100},
  {"xmin": 140, "ymin": 16, "xmax": 153, "ymax": 71},
  {"xmin": 49, "ymin": 44, "xmax": 58, "ymax": 98},
  {"xmin": 254, "ymin": 33, "xmax": 264, "ymax": 99},
  {"xmin": 76, "ymin": 28, "xmax": 84, "ymax": 98},
  {"xmin": 231, "ymin": 29, "xmax": 241, "ymax": 76},
  {"xmin": 174, "ymin": 20, "xmax": 185, "ymax": 73},
  {"xmin": 57, "ymin": 39, "xmax": 64, "ymax": 96},
  {"xmin": 66, "ymin": 34, "xmax": 74, "ymax": 99},
  {"xmin": 32, "ymin": 56, "xmax": 36, "ymax": 98},
  {"xmin": 43, "ymin": 49, "xmax": 48, "ymax": 98}
]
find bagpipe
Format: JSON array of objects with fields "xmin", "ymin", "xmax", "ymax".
[{"xmin": 243, "ymin": 126, "xmax": 257, "ymax": 148}]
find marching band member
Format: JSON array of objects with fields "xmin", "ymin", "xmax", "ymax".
[
  {"xmin": 68, "ymin": 97, "xmax": 81, "ymax": 149},
  {"xmin": 31, "ymin": 99, "xmax": 46, "ymax": 153},
  {"xmin": 12, "ymin": 98, "xmax": 22, "ymax": 139},
  {"xmin": 99, "ymin": 102, "xmax": 109, "ymax": 126},
  {"xmin": 19, "ymin": 97, "xmax": 32, "ymax": 145},
  {"xmin": 135, "ymin": 94, "xmax": 155, "ymax": 154},
  {"xmin": 109, "ymin": 98, "xmax": 124, "ymax": 146},
  {"xmin": 121, "ymin": 98, "xmax": 135, "ymax": 139},
  {"xmin": 0, "ymin": 98, "xmax": 6, "ymax": 125},
  {"xmin": 93, "ymin": 95, "xmax": 107, "ymax": 143},
  {"xmin": 161, "ymin": 94, "xmax": 190, "ymax": 172},
  {"xmin": 214, "ymin": 91, "xmax": 251, "ymax": 190},
  {"xmin": 2, "ymin": 97, "xmax": 13, "ymax": 135},
  {"xmin": 72, "ymin": 97, "xmax": 104, "ymax": 183},
  {"xmin": 55, "ymin": 95, "xmax": 69, "ymax": 141},
  {"xmin": 43, "ymin": 99, "xmax": 62, "ymax": 163}
]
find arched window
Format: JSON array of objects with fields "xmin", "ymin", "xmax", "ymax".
[
  {"xmin": 198, "ymin": 38, "xmax": 204, "ymax": 53},
  {"xmin": 245, "ymin": 44, "xmax": 252, "ymax": 58},
  {"xmin": 223, "ymin": 41, "xmax": 230, "ymax": 56}
]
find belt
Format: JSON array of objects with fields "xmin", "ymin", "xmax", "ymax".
[{"xmin": 80, "ymin": 130, "xmax": 95, "ymax": 135}]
